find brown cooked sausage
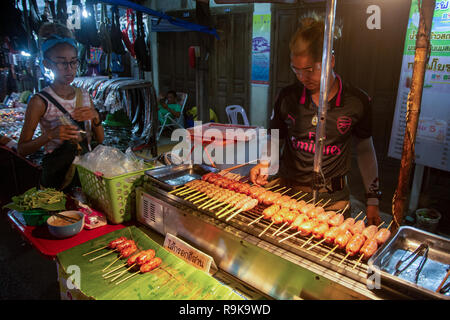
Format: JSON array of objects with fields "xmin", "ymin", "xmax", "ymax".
[
  {"xmin": 374, "ymin": 228, "xmax": 391, "ymax": 246},
  {"xmin": 108, "ymin": 237, "xmax": 128, "ymax": 249},
  {"xmin": 263, "ymin": 204, "xmax": 280, "ymax": 219},
  {"xmin": 136, "ymin": 249, "xmax": 156, "ymax": 265},
  {"xmin": 299, "ymin": 220, "xmax": 317, "ymax": 236},
  {"xmin": 362, "ymin": 225, "xmax": 378, "ymax": 240},
  {"xmin": 120, "ymin": 245, "xmax": 137, "ymax": 258},
  {"xmin": 312, "ymin": 222, "xmax": 329, "ymax": 239},
  {"xmin": 360, "ymin": 238, "xmax": 378, "ymax": 260},
  {"xmin": 350, "ymin": 220, "xmax": 366, "ymax": 235},
  {"xmin": 335, "ymin": 230, "xmax": 353, "ymax": 249},
  {"xmin": 346, "ymin": 234, "xmax": 366, "ymax": 256},
  {"xmin": 140, "ymin": 257, "xmax": 162, "ymax": 273},
  {"xmin": 328, "ymin": 214, "xmax": 344, "ymax": 227},
  {"xmin": 324, "ymin": 226, "xmax": 340, "ymax": 244}
]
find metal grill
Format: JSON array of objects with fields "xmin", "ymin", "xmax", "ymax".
[{"xmin": 160, "ymin": 185, "xmax": 371, "ymax": 283}]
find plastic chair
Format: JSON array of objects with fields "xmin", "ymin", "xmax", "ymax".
[
  {"xmin": 157, "ymin": 92, "xmax": 188, "ymax": 140},
  {"xmin": 225, "ymin": 105, "xmax": 250, "ymax": 126}
]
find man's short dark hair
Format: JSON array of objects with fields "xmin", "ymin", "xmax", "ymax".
[{"xmin": 167, "ymin": 90, "xmax": 177, "ymax": 99}]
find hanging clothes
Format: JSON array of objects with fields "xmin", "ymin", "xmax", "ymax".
[
  {"xmin": 110, "ymin": 6, "xmax": 126, "ymax": 55},
  {"xmin": 121, "ymin": 9, "xmax": 135, "ymax": 57},
  {"xmin": 134, "ymin": 11, "xmax": 151, "ymax": 72}
]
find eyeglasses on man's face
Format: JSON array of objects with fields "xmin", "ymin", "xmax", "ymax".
[
  {"xmin": 47, "ymin": 58, "xmax": 80, "ymax": 70},
  {"xmin": 290, "ymin": 62, "xmax": 321, "ymax": 78}
]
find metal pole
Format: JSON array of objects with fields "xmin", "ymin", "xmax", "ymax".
[
  {"xmin": 312, "ymin": 0, "xmax": 337, "ymax": 203},
  {"xmin": 392, "ymin": 0, "xmax": 435, "ymax": 233}
]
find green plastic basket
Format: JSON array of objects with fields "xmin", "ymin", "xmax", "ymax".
[{"xmin": 76, "ymin": 165, "xmax": 150, "ymax": 224}]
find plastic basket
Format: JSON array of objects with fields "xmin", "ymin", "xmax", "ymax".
[
  {"xmin": 21, "ymin": 209, "xmax": 51, "ymax": 226},
  {"xmin": 76, "ymin": 165, "xmax": 150, "ymax": 224}
]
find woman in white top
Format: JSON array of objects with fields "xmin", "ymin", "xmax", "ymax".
[{"xmin": 18, "ymin": 23, "xmax": 104, "ymax": 189}]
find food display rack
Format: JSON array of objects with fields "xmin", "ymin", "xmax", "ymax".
[{"xmin": 136, "ymin": 185, "xmax": 412, "ymax": 300}]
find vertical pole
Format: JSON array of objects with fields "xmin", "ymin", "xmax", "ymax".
[
  {"xmin": 408, "ymin": 164, "xmax": 425, "ymax": 214},
  {"xmin": 392, "ymin": 0, "xmax": 435, "ymax": 233},
  {"xmin": 312, "ymin": 0, "xmax": 337, "ymax": 203}
]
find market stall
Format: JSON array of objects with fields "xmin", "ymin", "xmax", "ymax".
[{"xmin": 1, "ymin": 0, "xmax": 449, "ymax": 303}]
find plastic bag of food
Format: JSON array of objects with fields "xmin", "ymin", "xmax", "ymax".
[{"xmin": 74, "ymin": 145, "xmax": 146, "ymax": 177}]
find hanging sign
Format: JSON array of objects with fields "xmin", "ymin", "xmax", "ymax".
[{"xmin": 251, "ymin": 14, "xmax": 271, "ymax": 85}]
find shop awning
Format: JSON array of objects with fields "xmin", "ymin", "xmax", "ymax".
[{"xmin": 95, "ymin": 0, "xmax": 219, "ymax": 39}]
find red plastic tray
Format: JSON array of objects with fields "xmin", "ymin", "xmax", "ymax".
[
  {"xmin": 7, "ymin": 210, "xmax": 127, "ymax": 260},
  {"xmin": 187, "ymin": 122, "xmax": 258, "ymax": 145}
]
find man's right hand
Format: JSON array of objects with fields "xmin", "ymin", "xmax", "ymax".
[
  {"xmin": 250, "ymin": 162, "xmax": 269, "ymax": 186},
  {"xmin": 47, "ymin": 125, "xmax": 80, "ymax": 141}
]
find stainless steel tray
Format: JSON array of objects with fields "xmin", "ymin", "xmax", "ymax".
[
  {"xmin": 144, "ymin": 164, "xmax": 218, "ymax": 190},
  {"xmin": 368, "ymin": 226, "xmax": 450, "ymax": 299}
]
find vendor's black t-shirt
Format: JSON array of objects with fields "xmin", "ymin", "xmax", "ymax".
[{"xmin": 269, "ymin": 75, "xmax": 372, "ymax": 186}]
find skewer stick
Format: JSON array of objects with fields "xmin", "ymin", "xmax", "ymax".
[
  {"xmin": 225, "ymin": 208, "xmax": 244, "ymax": 221},
  {"xmin": 102, "ymin": 256, "xmax": 121, "ymax": 272},
  {"xmin": 115, "ymin": 270, "xmax": 140, "ymax": 285},
  {"xmin": 176, "ymin": 187, "xmax": 196, "ymax": 196},
  {"xmin": 320, "ymin": 245, "xmax": 338, "ymax": 261},
  {"xmin": 82, "ymin": 245, "xmax": 108, "ymax": 256},
  {"xmin": 103, "ymin": 263, "xmax": 127, "ymax": 277},
  {"xmin": 290, "ymin": 190, "xmax": 303, "ymax": 198},
  {"xmin": 338, "ymin": 252, "xmax": 351, "ymax": 267},
  {"xmin": 220, "ymin": 205, "xmax": 239, "ymax": 218},
  {"xmin": 296, "ymin": 193, "xmax": 307, "ymax": 201},
  {"xmin": 280, "ymin": 188, "xmax": 292, "ymax": 196},
  {"xmin": 193, "ymin": 196, "xmax": 210, "ymax": 205},
  {"xmin": 307, "ymin": 238, "xmax": 326, "ymax": 251},
  {"xmin": 279, "ymin": 230, "xmax": 301, "ymax": 243},
  {"xmin": 89, "ymin": 250, "xmax": 115, "ymax": 262},
  {"xmin": 248, "ymin": 214, "xmax": 264, "ymax": 226},
  {"xmin": 341, "ymin": 203, "xmax": 350, "ymax": 215},
  {"xmin": 110, "ymin": 265, "xmax": 135, "ymax": 282},
  {"xmin": 319, "ymin": 198, "xmax": 331, "ymax": 208},
  {"xmin": 169, "ymin": 186, "xmax": 188, "ymax": 194},
  {"xmin": 387, "ymin": 220, "xmax": 393, "ymax": 230},
  {"xmin": 353, "ymin": 254, "xmax": 365, "ymax": 270},
  {"xmin": 276, "ymin": 225, "xmax": 293, "ymax": 237},
  {"xmin": 201, "ymin": 199, "xmax": 220, "ymax": 210},
  {"xmin": 258, "ymin": 221, "xmax": 274, "ymax": 237},
  {"xmin": 378, "ymin": 221, "xmax": 385, "ymax": 228},
  {"xmin": 184, "ymin": 191, "xmax": 203, "ymax": 201},
  {"xmin": 300, "ymin": 235, "xmax": 314, "ymax": 248},
  {"xmin": 272, "ymin": 222, "xmax": 287, "ymax": 236},
  {"xmin": 272, "ymin": 186, "xmax": 286, "ymax": 193},
  {"xmin": 209, "ymin": 200, "xmax": 230, "ymax": 210},
  {"xmin": 354, "ymin": 211, "xmax": 364, "ymax": 220},
  {"xmin": 265, "ymin": 184, "xmax": 279, "ymax": 190},
  {"xmin": 198, "ymin": 198, "xmax": 216, "ymax": 209},
  {"xmin": 190, "ymin": 193, "xmax": 209, "ymax": 203},
  {"xmin": 215, "ymin": 203, "xmax": 233, "ymax": 216},
  {"xmin": 305, "ymin": 197, "xmax": 315, "ymax": 204},
  {"xmin": 314, "ymin": 198, "xmax": 324, "ymax": 206},
  {"xmin": 103, "ymin": 265, "xmax": 133, "ymax": 279}
]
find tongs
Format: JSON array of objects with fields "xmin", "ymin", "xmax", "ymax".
[{"xmin": 394, "ymin": 243, "xmax": 429, "ymax": 283}]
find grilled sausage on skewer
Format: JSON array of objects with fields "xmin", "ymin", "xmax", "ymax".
[
  {"xmin": 335, "ymin": 230, "xmax": 353, "ymax": 249},
  {"xmin": 374, "ymin": 228, "xmax": 391, "ymax": 245},
  {"xmin": 362, "ymin": 225, "xmax": 378, "ymax": 240},
  {"xmin": 360, "ymin": 238, "xmax": 378, "ymax": 260},
  {"xmin": 323, "ymin": 226, "xmax": 340, "ymax": 244},
  {"xmin": 345, "ymin": 234, "xmax": 366, "ymax": 256},
  {"xmin": 350, "ymin": 219, "xmax": 366, "ymax": 235},
  {"xmin": 108, "ymin": 237, "xmax": 128, "ymax": 249},
  {"xmin": 312, "ymin": 222, "xmax": 329, "ymax": 239}
]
